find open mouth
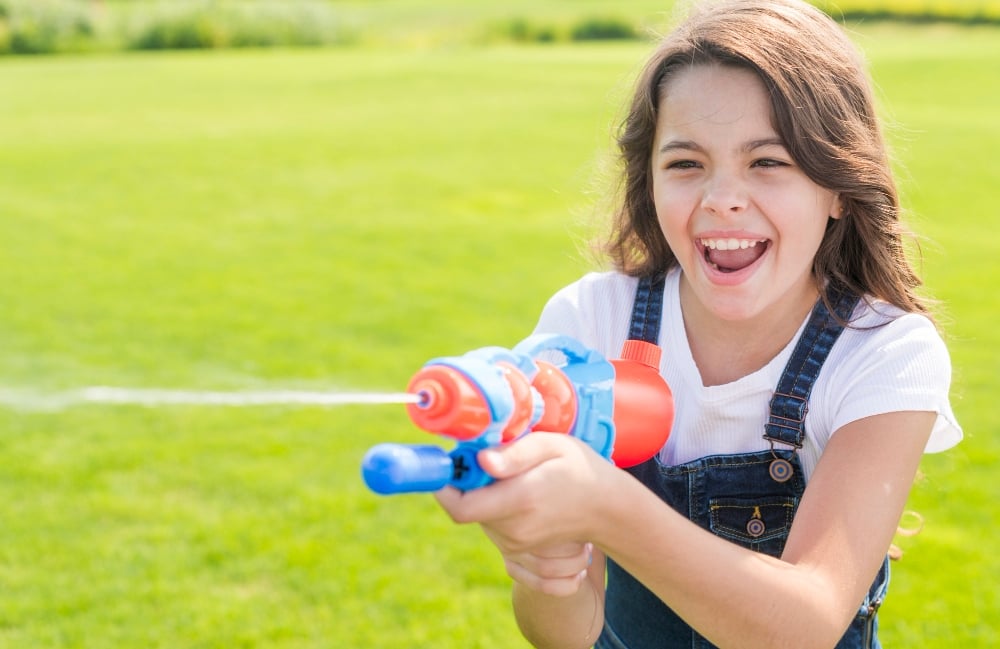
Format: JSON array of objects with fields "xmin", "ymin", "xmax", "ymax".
[{"xmin": 698, "ymin": 238, "xmax": 769, "ymax": 274}]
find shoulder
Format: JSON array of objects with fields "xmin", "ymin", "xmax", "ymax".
[
  {"xmin": 543, "ymin": 271, "xmax": 638, "ymax": 308},
  {"xmin": 813, "ymin": 298, "xmax": 961, "ymax": 452},
  {"xmin": 836, "ymin": 300, "xmax": 951, "ymax": 376},
  {"xmin": 532, "ymin": 271, "xmax": 639, "ymax": 354}
]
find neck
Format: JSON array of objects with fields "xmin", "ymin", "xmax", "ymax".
[{"xmin": 679, "ymin": 280, "xmax": 818, "ymax": 387}]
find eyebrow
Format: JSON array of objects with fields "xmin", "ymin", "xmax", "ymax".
[
  {"xmin": 656, "ymin": 137, "xmax": 786, "ymax": 155},
  {"xmin": 657, "ymin": 140, "xmax": 702, "ymax": 155}
]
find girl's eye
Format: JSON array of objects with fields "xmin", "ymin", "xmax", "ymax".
[
  {"xmin": 752, "ymin": 158, "xmax": 789, "ymax": 168},
  {"xmin": 666, "ymin": 159, "xmax": 700, "ymax": 170}
]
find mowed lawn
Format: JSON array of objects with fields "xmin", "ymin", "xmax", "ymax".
[{"xmin": 0, "ymin": 24, "xmax": 997, "ymax": 649}]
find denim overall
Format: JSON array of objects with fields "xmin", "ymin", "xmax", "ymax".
[{"xmin": 596, "ymin": 275, "xmax": 889, "ymax": 649}]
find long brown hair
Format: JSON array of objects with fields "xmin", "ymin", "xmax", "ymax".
[{"xmin": 602, "ymin": 0, "xmax": 930, "ymax": 316}]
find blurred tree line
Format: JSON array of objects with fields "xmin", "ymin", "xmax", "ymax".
[{"xmin": 1, "ymin": 0, "xmax": 997, "ymax": 56}]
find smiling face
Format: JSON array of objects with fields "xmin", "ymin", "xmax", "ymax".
[{"xmin": 652, "ymin": 63, "xmax": 840, "ymax": 327}]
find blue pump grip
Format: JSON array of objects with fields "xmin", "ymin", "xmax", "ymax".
[
  {"xmin": 361, "ymin": 443, "xmax": 454, "ymax": 494},
  {"xmin": 360, "ymin": 441, "xmax": 494, "ymax": 494}
]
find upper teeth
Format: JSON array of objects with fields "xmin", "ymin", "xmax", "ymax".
[{"xmin": 700, "ymin": 238, "xmax": 767, "ymax": 251}]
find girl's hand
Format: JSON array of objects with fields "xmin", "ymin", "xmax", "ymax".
[
  {"xmin": 496, "ymin": 541, "xmax": 594, "ymax": 597},
  {"xmin": 434, "ymin": 433, "xmax": 616, "ymax": 583}
]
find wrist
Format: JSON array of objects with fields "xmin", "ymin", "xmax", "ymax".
[
  {"xmin": 512, "ymin": 569, "xmax": 604, "ymax": 649},
  {"xmin": 584, "ymin": 459, "xmax": 636, "ymax": 548}
]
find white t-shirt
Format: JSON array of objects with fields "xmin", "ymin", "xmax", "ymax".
[{"xmin": 532, "ymin": 269, "xmax": 962, "ymax": 480}]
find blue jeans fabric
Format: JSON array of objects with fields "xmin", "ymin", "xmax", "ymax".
[{"xmin": 596, "ymin": 276, "xmax": 887, "ymax": 649}]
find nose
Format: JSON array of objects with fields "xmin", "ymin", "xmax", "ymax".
[{"xmin": 700, "ymin": 170, "xmax": 749, "ymax": 216}]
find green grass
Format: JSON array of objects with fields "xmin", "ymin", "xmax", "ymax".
[
  {"xmin": 852, "ymin": 24, "xmax": 1000, "ymax": 645},
  {"xmin": 0, "ymin": 23, "xmax": 997, "ymax": 649}
]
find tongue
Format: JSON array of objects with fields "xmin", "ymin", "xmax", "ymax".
[{"xmin": 707, "ymin": 245, "xmax": 765, "ymax": 272}]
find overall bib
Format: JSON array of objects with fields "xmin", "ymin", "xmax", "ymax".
[{"xmin": 596, "ymin": 275, "xmax": 889, "ymax": 649}]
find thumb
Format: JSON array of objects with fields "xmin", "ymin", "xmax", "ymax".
[{"xmin": 477, "ymin": 432, "xmax": 569, "ymax": 480}]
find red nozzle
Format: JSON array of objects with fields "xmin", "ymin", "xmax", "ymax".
[
  {"xmin": 405, "ymin": 361, "xmax": 544, "ymax": 442},
  {"xmin": 406, "ymin": 365, "xmax": 491, "ymax": 440}
]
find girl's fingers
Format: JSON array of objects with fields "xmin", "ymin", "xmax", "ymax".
[
  {"xmin": 505, "ymin": 543, "xmax": 593, "ymax": 586},
  {"xmin": 435, "ymin": 434, "xmax": 584, "ymax": 524},
  {"xmin": 518, "ymin": 543, "xmax": 592, "ymax": 572},
  {"xmin": 504, "ymin": 558, "xmax": 587, "ymax": 597},
  {"xmin": 477, "ymin": 432, "xmax": 577, "ymax": 479}
]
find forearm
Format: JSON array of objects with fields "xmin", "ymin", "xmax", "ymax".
[
  {"xmin": 591, "ymin": 413, "xmax": 931, "ymax": 649},
  {"xmin": 603, "ymin": 508, "xmax": 845, "ymax": 649},
  {"xmin": 512, "ymin": 553, "xmax": 606, "ymax": 649},
  {"xmin": 596, "ymin": 474, "xmax": 849, "ymax": 649}
]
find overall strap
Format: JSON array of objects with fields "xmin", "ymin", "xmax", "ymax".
[
  {"xmin": 628, "ymin": 273, "xmax": 666, "ymax": 344},
  {"xmin": 764, "ymin": 286, "xmax": 861, "ymax": 449}
]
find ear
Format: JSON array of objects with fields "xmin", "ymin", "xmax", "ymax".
[{"xmin": 830, "ymin": 194, "xmax": 844, "ymax": 220}]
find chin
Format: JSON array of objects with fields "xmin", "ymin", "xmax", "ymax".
[{"xmin": 687, "ymin": 283, "xmax": 761, "ymax": 322}]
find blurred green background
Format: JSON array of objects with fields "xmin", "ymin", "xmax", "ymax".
[{"xmin": 0, "ymin": 1, "xmax": 997, "ymax": 647}]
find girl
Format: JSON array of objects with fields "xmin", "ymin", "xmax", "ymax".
[{"xmin": 436, "ymin": 1, "xmax": 962, "ymax": 647}]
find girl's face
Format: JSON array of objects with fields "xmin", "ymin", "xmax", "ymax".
[{"xmin": 651, "ymin": 64, "xmax": 840, "ymax": 326}]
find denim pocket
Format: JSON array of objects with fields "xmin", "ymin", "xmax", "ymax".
[{"xmin": 708, "ymin": 495, "xmax": 798, "ymax": 556}]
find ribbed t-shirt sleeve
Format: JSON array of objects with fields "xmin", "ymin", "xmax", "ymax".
[
  {"xmin": 825, "ymin": 313, "xmax": 962, "ymax": 453},
  {"xmin": 533, "ymin": 282, "xmax": 590, "ymax": 341},
  {"xmin": 531, "ymin": 272, "xmax": 638, "ymax": 358}
]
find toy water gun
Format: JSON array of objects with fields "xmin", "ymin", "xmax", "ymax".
[{"xmin": 361, "ymin": 334, "xmax": 674, "ymax": 494}]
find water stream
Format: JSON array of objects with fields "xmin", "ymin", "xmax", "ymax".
[{"xmin": 0, "ymin": 387, "xmax": 420, "ymax": 412}]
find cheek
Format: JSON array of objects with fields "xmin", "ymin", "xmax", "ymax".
[
  {"xmin": 765, "ymin": 188, "xmax": 831, "ymax": 237},
  {"xmin": 655, "ymin": 208, "xmax": 697, "ymax": 263},
  {"xmin": 804, "ymin": 191, "xmax": 839, "ymax": 239},
  {"xmin": 652, "ymin": 186, "xmax": 692, "ymax": 238}
]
